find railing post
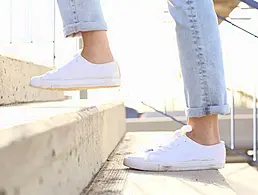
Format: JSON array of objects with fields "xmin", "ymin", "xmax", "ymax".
[
  {"xmin": 253, "ymin": 81, "xmax": 257, "ymax": 161},
  {"xmin": 231, "ymin": 89, "xmax": 235, "ymax": 149},
  {"xmin": 164, "ymin": 100, "xmax": 167, "ymax": 114},
  {"xmin": 53, "ymin": 0, "xmax": 56, "ymax": 66},
  {"xmin": 9, "ymin": 0, "xmax": 12, "ymax": 44},
  {"xmin": 80, "ymin": 91, "xmax": 88, "ymax": 99},
  {"xmin": 29, "ymin": 0, "xmax": 33, "ymax": 43}
]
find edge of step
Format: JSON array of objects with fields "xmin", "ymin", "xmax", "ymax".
[
  {"xmin": 0, "ymin": 100, "xmax": 126, "ymax": 195},
  {"xmin": 0, "ymin": 55, "xmax": 64, "ymax": 105}
]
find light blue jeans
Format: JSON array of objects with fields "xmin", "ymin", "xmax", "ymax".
[{"xmin": 57, "ymin": 0, "xmax": 230, "ymax": 118}]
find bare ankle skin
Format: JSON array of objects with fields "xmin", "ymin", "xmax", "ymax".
[
  {"xmin": 186, "ymin": 115, "xmax": 220, "ymax": 145},
  {"xmin": 80, "ymin": 31, "xmax": 114, "ymax": 64}
]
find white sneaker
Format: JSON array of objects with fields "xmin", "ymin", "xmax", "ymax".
[
  {"xmin": 123, "ymin": 125, "xmax": 225, "ymax": 171},
  {"xmin": 30, "ymin": 54, "xmax": 121, "ymax": 90}
]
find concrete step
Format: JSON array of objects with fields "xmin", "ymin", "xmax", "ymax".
[
  {"xmin": 127, "ymin": 114, "xmax": 254, "ymax": 150},
  {"xmin": 85, "ymin": 132, "xmax": 258, "ymax": 195},
  {"xmin": 0, "ymin": 100, "xmax": 126, "ymax": 195},
  {"xmin": 0, "ymin": 55, "xmax": 64, "ymax": 105}
]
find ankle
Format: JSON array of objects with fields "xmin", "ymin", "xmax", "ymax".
[
  {"xmin": 81, "ymin": 31, "xmax": 114, "ymax": 64},
  {"xmin": 186, "ymin": 131, "xmax": 220, "ymax": 146},
  {"xmin": 81, "ymin": 49, "xmax": 114, "ymax": 64},
  {"xmin": 187, "ymin": 115, "xmax": 220, "ymax": 145}
]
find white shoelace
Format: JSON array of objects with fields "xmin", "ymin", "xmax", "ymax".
[{"xmin": 145, "ymin": 125, "xmax": 192, "ymax": 153}]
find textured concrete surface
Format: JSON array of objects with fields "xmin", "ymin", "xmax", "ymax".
[
  {"xmin": 0, "ymin": 100, "xmax": 126, "ymax": 195},
  {"xmin": 0, "ymin": 55, "xmax": 64, "ymax": 105},
  {"xmin": 85, "ymin": 132, "xmax": 258, "ymax": 195}
]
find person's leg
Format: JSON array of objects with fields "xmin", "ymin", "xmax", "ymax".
[
  {"xmin": 30, "ymin": 0, "xmax": 120, "ymax": 90},
  {"xmin": 168, "ymin": 0, "xmax": 229, "ymax": 146},
  {"xmin": 81, "ymin": 31, "xmax": 114, "ymax": 64},
  {"xmin": 188, "ymin": 115, "xmax": 220, "ymax": 145},
  {"xmin": 123, "ymin": 0, "xmax": 230, "ymax": 171}
]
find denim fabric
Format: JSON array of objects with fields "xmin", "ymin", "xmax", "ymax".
[
  {"xmin": 167, "ymin": 0, "xmax": 229, "ymax": 117},
  {"xmin": 57, "ymin": 0, "xmax": 107, "ymax": 37},
  {"xmin": 57, "ymin": 0, "xmax": 230, "ymax": 117}
]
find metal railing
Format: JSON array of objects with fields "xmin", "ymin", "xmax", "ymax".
[
  {"xmin": 0, "ymin": 0, "xmax": 82, "ymax": 67},
  {"xmin": 1, "ymin": 0, "xmax": 56, "ymax": 65},
  {"xmin": 218, "ymin": 0, "xmax": 258, "ymax": 162}
]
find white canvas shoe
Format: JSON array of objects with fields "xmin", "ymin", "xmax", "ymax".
[
  {"xmin": 30, "ymin": 54, "xmax": 120, "ymax": 90},
  {"xmin": 124, "ymin": 125, "xmax": 226, "ymax": 171}
]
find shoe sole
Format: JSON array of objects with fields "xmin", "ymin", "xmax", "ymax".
[
  {"xmin": 123, "ymin": 158, "xmax": 225, "ymax": 171},
  {"xmin": 30, "ymin": 78, "xmax": 120, "ymax": 91}
]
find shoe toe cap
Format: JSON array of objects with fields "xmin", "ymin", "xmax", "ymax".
[{"xmin": 123, "ymin": 153, "xmax": 146, "ymax": 166}]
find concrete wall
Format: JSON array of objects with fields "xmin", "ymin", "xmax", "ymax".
[
  {"xmin": 0, "ymin": 56, "xmax": 64, "ymax": 105},
  {"xmin": 0, "ymin": 101, "xmax": 126, "ymax": 195}
]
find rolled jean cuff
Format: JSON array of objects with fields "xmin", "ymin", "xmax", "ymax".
[
  {"xmin": 185, "ymin": 104, "xmax": 230, "ymax": 118},
  {"xmin": 63, "ymin": 21, "xmax": 108, "ymax": 38}
]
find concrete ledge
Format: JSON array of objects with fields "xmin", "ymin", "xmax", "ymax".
[
  {"xmin": 0, "ymin": 56, "xmax": 64, "ymax": 105},
  {"xmin": 0, "ymin": 100, "xmax": 126, "ymax": 195},
  {"xmin": 127, "ymin": 114, "xmax": 254, "ymax": 150}
]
